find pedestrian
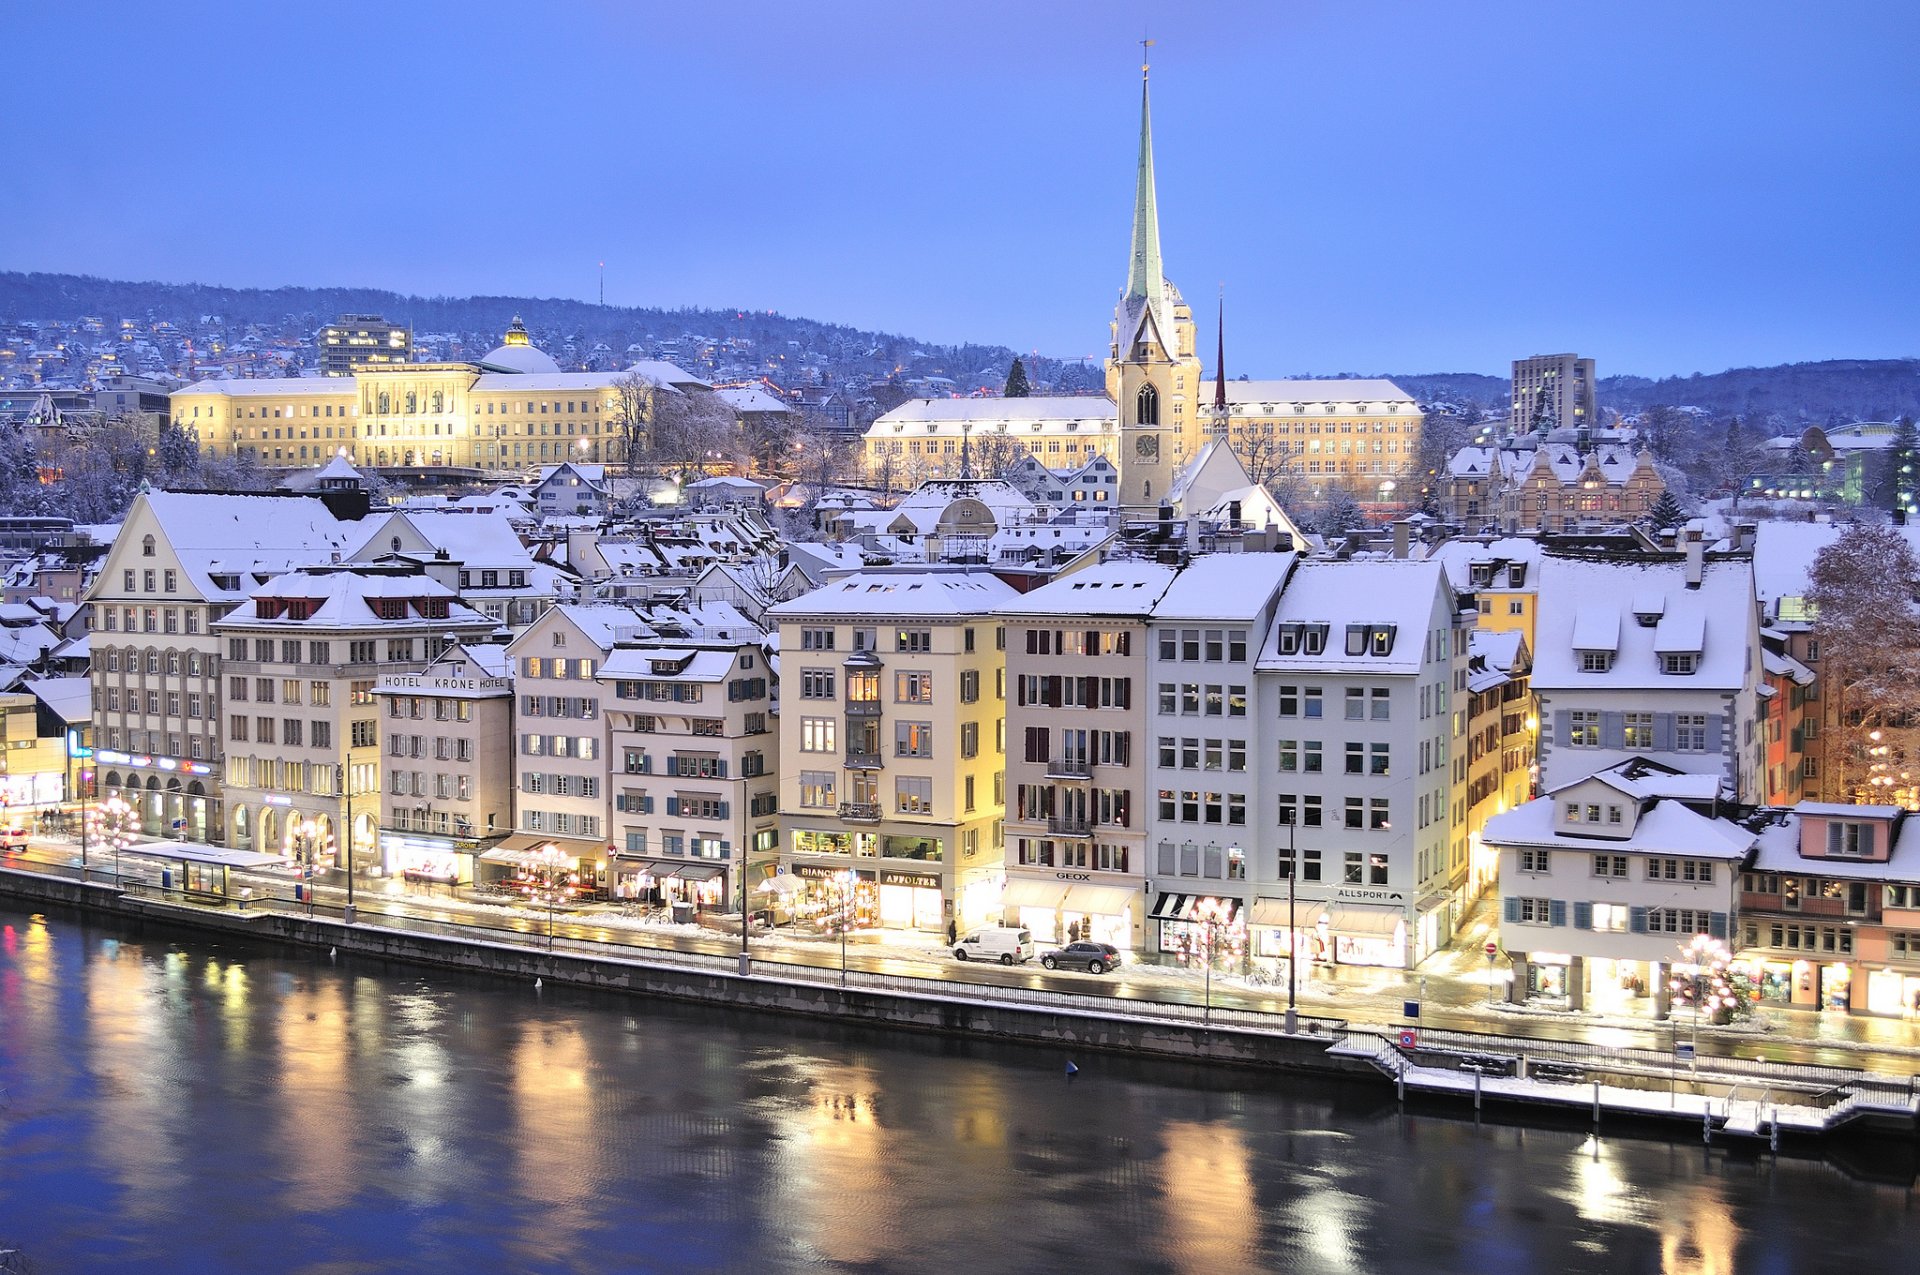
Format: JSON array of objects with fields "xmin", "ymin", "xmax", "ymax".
[{"xmin": 946, "ymin": 917, "xmax": 957, "ymax": 946}]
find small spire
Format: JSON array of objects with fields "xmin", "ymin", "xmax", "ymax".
[{"xmin": 1213, "ymin": 287, "xmax": 1227, "ymax": 413}]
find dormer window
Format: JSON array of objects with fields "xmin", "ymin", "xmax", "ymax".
[
  {"xmin": 1276, "ymin": 623, "xmax": 1302, "ymax": 655},
  {"xmin": 1507, "ymin": 565, "xmax": 1526, "ymax": 588},
  {"xmin": 1661, "ymin": 652, "xmax": 1698, "ymax": 675},
  {"xmin": 142, "ymin": 534, "xmax": 156, "ymax": 557},
  {"xmin": 1470, "ymin": 565, "xmax": 1493, "ymax": 587},
  {"xmin": 1370, "ymin": 626, "xmax": 1396, "ymax": 656},
  {"xmin": 1302, "ymin": 624, "xmax": 1328, "ymax": 656},
  {"xmin": 1346, "ymin": 625, "xmax": 1368, "ymax": 657},
  {"xmin": 1580, "ymin": 650, "xmax": 1613, "ymax": 673}
]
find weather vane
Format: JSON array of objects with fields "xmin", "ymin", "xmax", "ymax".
[{"xmin": 1141, "ymin": 34, "xmax": 1154, "ymax": 75}]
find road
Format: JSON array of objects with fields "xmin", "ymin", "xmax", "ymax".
[{"xmin": 12, "ymin": 838, "xmax": 1920, "ymax": 1077}]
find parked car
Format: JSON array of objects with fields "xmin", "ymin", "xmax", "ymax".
[
  {"xmin": 0, "ymin": 824, "xmax": 27, "ymax": 851},
  {"xmin": 1040, "ymin": 941, "xmax": 1122, "ymax": 974},
  {"xmin": 952, "ymin": 927, "xmax": 1034, "ymax": 965}
]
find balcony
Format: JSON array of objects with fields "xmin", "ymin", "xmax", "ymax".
[
  {"xmin": 844, "ymin": 751, "xmax": 884, "ymax": 770},
  {"xmin": 845, "ymin": 699, "xmax": 882, "ymax": 718},
  {"xmin": 838, "ymin": 802, "xmax": 883, "ymax": 823},
  {"xmin": 1046, "ymin": 815, "xmax": 1094, "ymax": 838},
  {"xmin": 1046, "ymin": 756, "xmax": 1093, "ymax": 780}
]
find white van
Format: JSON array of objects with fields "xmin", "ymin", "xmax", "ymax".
[{"xmin": 953, "ymin": 926, "xmax": 1034, "ymax": 965}]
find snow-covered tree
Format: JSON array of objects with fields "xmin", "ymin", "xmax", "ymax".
[
  {"xmin": 1003, "ymin": 358, "xmax": 1031, "ymax": 398},
  {"xmin": 1809, "ymin": 524, "xmax": 1920, "ymax": 805},
  {"xmin": 1646, "ymin": 490, "xmax": 1686, "ymax": 530}
]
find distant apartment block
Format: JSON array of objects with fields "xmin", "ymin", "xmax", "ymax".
[
  {"xmin": 318, "ymin": 315, "xmax": 412, "ymax": 377},
  {"xmin": 1511, "ymin": 353, "xmax": 1597, "ymax": 435}
]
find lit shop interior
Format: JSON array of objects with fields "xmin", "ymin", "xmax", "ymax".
[{"xmin": 1002, "ymin": 879, "xmax": 1136, "ymax": 947}]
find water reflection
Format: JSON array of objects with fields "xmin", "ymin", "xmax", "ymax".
[{"xmin": 0, "ymin": 905, "xmax": 1914, "ymax": 1275}]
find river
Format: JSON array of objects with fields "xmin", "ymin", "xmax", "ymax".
[{"xmin": 0, "ymin": 904, "xmax": 1914, "ymax": 1274}]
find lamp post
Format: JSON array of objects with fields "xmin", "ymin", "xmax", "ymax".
[
  {"xmin": 534, "ymin": 841, "xmax": 569, "ymax": 949},
  {"xmin": 737, "ymin": 856, "xmax": 751, "ymax": 977},
  {"xmin": 88, "ymin": 795, "xmax": 136, "ymax": 888},
  {"xmin": 1282, "ymin": 809, "xmax": 1299, "ymax": 1034},
  {"xmin": 834, "ymin": 869, "xmax": 852, "ymax": 986},
  {"xmin": 1193, "ymin": 896, "xmax": 1232, "ymax": 1025},
  {"xmin": 337, "ymin": 763, "xmax": 356, "ymax": 923}
]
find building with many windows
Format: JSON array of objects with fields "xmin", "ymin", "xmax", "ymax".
[
  {"xmin": 213, "ymin": 565, "xmax": 495, "ymax": 868},
  {"xmin": 998, "ymin": 561, "xmax": 1177, "ymax": 949},
  {"xmin": 767, "ymin": 569, "xmax": 1015, "ymax": 936},
  {"xmin": 317, "ymin": 314, "xmax": 412, "ymax": 377},
  {"xmin": 603, "ymin": 638, "xmax": 777, "ymax": 915},
  {"xmin": 1253, "ymin": 559, "xmax": 1473, "ymax": 967},
  {"xmin": 1510, "ymin": 353, "xmax": 1598, "ymax": 435},
  {"xmin": 372, "ymin": 642, "xmax": 515, "ymax": 887},
  {"xmin": 85, "ymin": 491, "xmax": 361, "ymax": 842}
]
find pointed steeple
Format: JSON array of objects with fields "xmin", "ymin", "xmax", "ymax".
[
  {"xmin": 1126, "ymin": 60, "xmax": 1165, "ymax": 305},
  {"xmin": 1213, "ymin": 290, "xmax": 1227, "ymax": 413}
]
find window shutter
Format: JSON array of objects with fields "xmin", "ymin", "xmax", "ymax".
[
  {"xmin": 1549, "ymin": 899, "xmax": 1567, "ymax": 927},
  {"xmin": 640, "ymin": 796, "xmax": 654, "ymax": 814},
  {"xmin": 1600, "ymin": 712, "xmax": 1625, "ymax": 749},
  {"xmin": 716, "ymin": 760, "xmax": 728, "ymax": 779},
  {"xmin": 667, "ymin": 755, "xmax": 679, "ymax": 776},
  {"xmin": 1553, "ymin": 709, "xmax": 1570, "ymax": 748},
  {"xmin": 1119, "ymin": 680, "xmax": 1131, "ymax": 710},
  {"xmin": 1573, "ymin": 901, "xmax": 1592, "ymax": 930},
  {"xmin": 1629, "ymin": 906, "xmax": 1649, "ymax": 934},
  {"xmin": 1709, "ymin": 911, "xmax": 1728, "ymax": 940},
  {"xmin": 1707, "ymin": 714, "xmax": 1726, "ymax": 754},
  {"xmin": 1864, "ymin": 825, "xmax": 1877, "ymax": 856},
  {"xmin": 717, "ymin": 802, "xmax": 730, "ymax": 819},
  {"xmin": 1653, "ymin": 714, "xmax": 1674, "ymax": 752},
  {"xmin": 1503, "ymin": 896, "xmax": 1520, "ymax": 923},
  {"xmin": 666, "ymin": 797, "xmax": 680, "ymax": 816}
]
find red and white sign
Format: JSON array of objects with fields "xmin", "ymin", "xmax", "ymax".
[
  {"xmin": 1397, "ymin": 1029, "xmax": 1419, "ymax": 1048},
  {"xmin": 1484, "ymin": 941, "xmax": 1498, "ymax": 958}
]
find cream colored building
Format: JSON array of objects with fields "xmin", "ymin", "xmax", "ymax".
[
  {"xmin": 766, "ymin": 569, "xmax": 1015, "ymax": 935},
  {"xmin": 172, "ymin": 318, "xmax": 707, "ymax": 472},
  {"xmin": 213, "ymin": 566, "xmax": 497, "ymax": 871},
  {"xmin": 373, "ymin": 642, "xmax": 515, "ymax": 887},
  {"xmin": 1211, "ymin": 380, "xmax": 1423, "ymax": 503},
  {"xmin": 864, "ymin": 398, "xmax": 1118, "ymax": 485}
]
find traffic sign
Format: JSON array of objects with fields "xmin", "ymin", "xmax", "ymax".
[
  {"xmin": 1397, "ymin": 1029, "xmax": 1419, "ymax": 1048},
  {"xmin": 1484, "ymin": 941, "xmax": 1498, "ymax": 958}
]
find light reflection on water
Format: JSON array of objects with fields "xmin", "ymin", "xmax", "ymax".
[{"xmin": 0, "ymin": 906, "xmax": 1915, "ymax": 1275}]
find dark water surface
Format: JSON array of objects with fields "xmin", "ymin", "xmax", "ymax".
[{"xmin": 1, "ymin": 906, "xmax": 1915, "ymax": 1274}]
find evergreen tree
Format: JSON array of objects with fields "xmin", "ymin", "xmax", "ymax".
[
  {"xmin": 1003, "ymin": 358, "xmax": 1031, "ymax": 398},
  {"xmin": 1647, "ymin": 489, "xmax": 1685, "ymax": 529},
  {"xmin": 1886, "ymin": 416, "xmax": 1919, "ymax": 516}
]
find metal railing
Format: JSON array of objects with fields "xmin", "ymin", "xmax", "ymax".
[
  {"xmin": 837, "ymin": 802, "xmax": 882, "ymax": 823},
  {"xmin": 1046, "ymin": 815, "xmax": 1093, "ymax": 837},
  {"xmin": 844, "ymin": 751, "xmax": 883, "ymax": 770},
  {"xmin": 1046, "ymin": 757, "xmax": 1093, "ymax": 780}
]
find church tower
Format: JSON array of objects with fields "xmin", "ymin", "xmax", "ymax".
[{"xmin": 1107, "ymin": 54, "xmax": 1202, "ymax": 515}]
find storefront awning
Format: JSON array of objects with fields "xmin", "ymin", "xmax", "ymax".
[
  {"xmin": 1003, "ymin": 878, "xmax": 1069, "ymax": 910},
  {"xmin": 1327, "ymin": 904, "xmax": 1405, "ymax": 937},
  {"xmin": 675, "ymin": 863, "xmax": 725, "ymax": 882},
  {"xmin": 756, "ymin": 874, "xmax": 807, "ymax": 896},
  {"xmin": 479, "ymin": 847, "xmax": 579, "ymax": 869},
  {"xmin": 1248, "ymin": 898, "xmax": 1328, "ymax": 929},
  {"xmin": 1060, "ymin": 884, "xmax": 1137, "ymax": 916},
  {"xmin": 1149, "ymin": 893, "xmax": 1243, "ymax": 924},
  {"xmin": 1416, "ymin": 892, "xmax": 1451, "ymax": 915},
  {"xmin": 486, "ymin": 833, "xmax": 602, "ymax": 860}
]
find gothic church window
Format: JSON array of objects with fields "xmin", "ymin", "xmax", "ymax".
[{"xmin": 1136, "ymin": 384, "xmax": 1159, "ymax": 426}]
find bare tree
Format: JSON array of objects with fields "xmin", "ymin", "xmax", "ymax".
[
  {"xmin": 651, "ymin": 389, "xmax": 742, "ymax": 477},
  {"xmin": 1809, "ymin": 525, "xmax": 1920, "ymax": 803},
  {"xmin": 611, "ymin": 372, "xmax": 654, "ymax": 474},
  {"xmin": 966, "ymin": 424, "xmax": 1025, "ymax": 480}
]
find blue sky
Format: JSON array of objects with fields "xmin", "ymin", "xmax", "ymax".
[{"xmin": 3, "ymin": 1, "xmax": 1916, "ymax": 376}]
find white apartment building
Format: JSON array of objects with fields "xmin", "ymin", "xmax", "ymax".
[
  {"xmin": 348, "ymin": 509, "xmax": 577, "ymax": 630},
  {"xmin": 1143, "ymin": 554, "xmax": 1297, "ymax": 960},
  {"xmin": 603, "ymin": 639, "xmax": 777, "ymax": 915},
  {"xmin": 87, "ymin": 490, "xmax": 358, "ymax": 842},
  {"xmin": 1252, "ymin": 559, "xmax": 1473, "ymax": 968},
  {"xmin": 499, "ymin": 605, "xmax": 643, "ymax": 887},
  {"xmin": 214, "ymin": 566, "xmax": 495, "ymax": 870},
  {"xmin": 997, "ymin": 561, "xmax": 1177, "ymax": 949},
  {"xmin": 767, "ymin": 570, "xmax": 1016, "ymax": 936},
  {"xmin": 1532, "ymin": 538, "xmax": 1763, "ymax": 803},
  {"xmin": 1486, "ymin": 759, "xmax": 1752, "ymax": 1016}
]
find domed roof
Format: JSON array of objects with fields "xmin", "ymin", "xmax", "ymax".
[{"xmin": 481, "ymin": 315, "xmax": 560, "ymax": 374}]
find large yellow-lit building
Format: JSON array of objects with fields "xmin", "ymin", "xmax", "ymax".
[{"xmin": 171, "ymin": 319, "xmax": 708, "ymax": 472}]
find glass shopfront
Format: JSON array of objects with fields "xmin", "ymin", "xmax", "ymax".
[
  {"xmin": 877, "ymin": 869, "xmax": 944, "ymax": 931},
  {"xmin": 1866, "ymin": 967, "xmax": 1920, "ymax": 1018}
]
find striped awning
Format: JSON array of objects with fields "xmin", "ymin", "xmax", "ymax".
[{"xmin": 1149, "ymin": 893, "xmax": 1243, "ymax": 924}]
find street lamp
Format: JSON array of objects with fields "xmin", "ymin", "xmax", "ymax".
[
  {"xmin": 1192, "ymin": 896, "xmax": 1233, "ymax": 1024},
  {"xmin": 833, "ymin": 869, "xmax": 853, "ymax": 986},
  {"xmin": 533, "ymin": 842, "xmax": 571, "ymax": 949},
  {"xmin": 88, "ymin": 795, "xmax": 137, "ymax": 887}
]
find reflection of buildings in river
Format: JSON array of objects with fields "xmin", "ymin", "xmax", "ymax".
[
  {"xmin": 80, "ymin": 944, "xmax": 200, "ymax": 1221},
  {"xmin": 270, "ymin": 975, "xmax": 361, "ymax": 1210},
  {"xmin": 763, "ymin": 1062, "xmax": 893, "ymax": 1268},
  {"xmin": 1154, "ymin": 1121, "xmax": 1258, "ymax": 1272},
  {"xmin": 510, "ymin": 1020, "xmax": 599, "ymax": 1260}
]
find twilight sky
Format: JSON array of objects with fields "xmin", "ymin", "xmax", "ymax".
[{"xmin": 3, "ymin": 1, "xmax": 1916, "ymax": 377}]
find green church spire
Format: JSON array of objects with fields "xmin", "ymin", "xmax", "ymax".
[{"xmin": 1126, "ymin": 58, "xmax": 1165, "ymax": 304}]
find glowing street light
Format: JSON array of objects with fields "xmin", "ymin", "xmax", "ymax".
[
  {"xmin": 87, "ymin": 795, "xmax": 138, "ymax": 887},
  {"xmin": 532, "ymin": 842, "xmax": 573, "ymax": 949}
]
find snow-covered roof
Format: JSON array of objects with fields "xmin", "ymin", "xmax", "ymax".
[
  {"xmin": 175, "ymin": 376, "xmax": 353, "ymax": 398},
  {"xmin": 1748, "ymin": 815, "xmax": 1920, "ymax": 881},
  {"xmin": 715, "ymin": 385, "xmax": 791, "ymax": 414},
  {"xmin": 1255, "ymin": 560, "xmax": 1450, "ymax": 676},
  {"xmin": 1532, "ymin": 555, "xmax": 1754, "ymax": 690},
  {"xmin": 1152, "ymin": 552, "xmax": 1297, "ymax": 622},
  {"xmin": 873, "ymin": 396, "xmax": 1117, "ymax": 426},
  {"xmin": 136, "ymin": 492, "xmax": 358, "ymax": 600},
  {"xmin": 1796, "ymin": 801, "xmax": 1903, "ymax": 819},
  {"xmin": 478, "ymin": 342, "xmax": 561, "ymax": 374},
  {"xmin": 769, "ymin": 570, "xmax": 1020, "ymax": 620},
  {"xmin": 1216, "ymin": 378, "xmax": 1417, "ymax": 410},
  {"xmin": 24, "ymin": 675, "xmax": 90, "ymax": 725},
  {"xmin": 1431, "ymin": 538, "xmax": 1545, "ymax": 592},
  {"xmin": 1484, "ymin": 795, "xmax": 1756, "ymax": 860},
  {"xmin": 216, "ymin": 569, "xmax": 492, "ymax": 630},
  {"xmin": 1545, "ymin": 760, "xmax": 1721, "ymax": 803},
  {"xmin": 885, "ymin": 479, "xmax": 1040, "ymax": 535},
  {"xmin": 349, "ymin": 510, "xmax": 536, "ymax": 568},
  {"xmin": 599, "ymin": 646, "xmax": 737, "ymax": 683},
  {"xmin": 994, "ymin": 561, "xmax": 1177, "ymax": 618}
]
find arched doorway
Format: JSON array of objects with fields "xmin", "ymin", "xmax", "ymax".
[
  {"xmin": 142, "ymin": 776, "xmax": 163, "ymax": 835},
  {"xmin": 186, "ymin": 781, "xmax": 208, "ymax": 843},
  {"xmin": 232, "ymin": 805, "xmax": 250, "ymax": 848},
  {"xmin": 256, "ymin": 806, "xmax": 278, "ymax": 856},
  {"xmin": 165, "ymin": 778, "xmax": 183, "ymax": 838}
]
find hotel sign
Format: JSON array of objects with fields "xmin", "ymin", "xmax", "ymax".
[{"xmin": 377, "ymin": 674, "xmax": 511, "ymax": 693}]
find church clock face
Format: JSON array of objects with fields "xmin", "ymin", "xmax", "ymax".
[{"xmin": 1135, "ymin": 434, "xmax": 1159, "ymax": 461}]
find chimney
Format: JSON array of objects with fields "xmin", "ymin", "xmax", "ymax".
[
  {"xmin": 1683, "ymin": 523, "xmax": 1704, "ymax": 588},
  {"xmin": 1392, "ymin": 519, "xmax": 1411, "ymax": 561}
]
